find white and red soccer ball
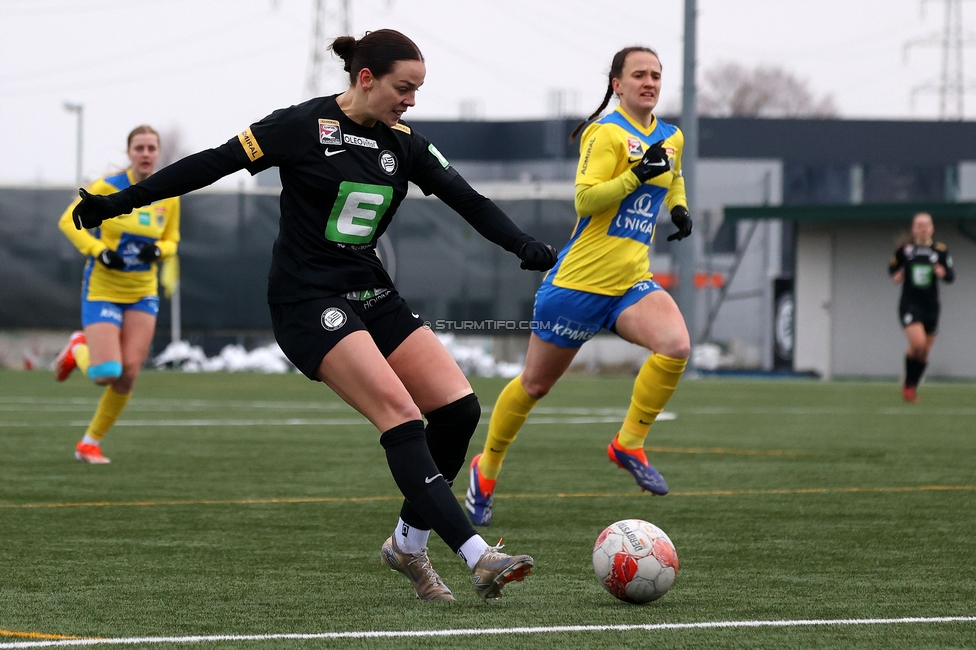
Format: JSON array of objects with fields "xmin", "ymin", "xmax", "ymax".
[{"xmin": 592, "ymin": 519, "xmax": 679, "ymax": 604}]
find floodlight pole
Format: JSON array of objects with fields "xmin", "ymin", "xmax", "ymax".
[
  {"xmin": 678, "ymin": 0, "xmax": 699, "ymax": 352},
  {"xmin": 63, "ymin": 100, "xmax": 84, "ymax": 184},
  {"xmin": 171, "ymin": 281, "xmax": 182, "ymax": 344}
]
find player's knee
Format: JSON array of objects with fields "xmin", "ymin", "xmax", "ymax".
[
  {"xmin": 426, "ymin": 393, "xmax": 481, "ymax": 441},
  {"xmin": 665, "ymin": 339, "xmax": 691, "ymax": 360},
  {"xmin": 521, "ymin": 377, "xmax": 553, "ymax": 400},
  {"xmin": 908, "ymin": 342, "xmax": 927, "ymax": 359},
  {"xmin": 112, "ymin": 373, "xmax": 138, "ymax": 395},
  {"xmin": 387, "ymin": 397, "xmax": 423, "ymax": 424},
  {"xmin": 658, "ymin": 326, "xmax": 691, "ymax": 359}
]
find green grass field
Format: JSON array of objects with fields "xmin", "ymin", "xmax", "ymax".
[{"xmin": 1, "ymin": 369, "xmax": 974, "ymax": 649}]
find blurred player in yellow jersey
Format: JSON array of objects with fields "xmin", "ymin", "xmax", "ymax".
[
  {"xmin": 54, "ymin": 125, "xmax": 180, "ymax": 463},
  {"xmin": 467, "ymin": 46, "xmax": 693, "ymax": 525}
]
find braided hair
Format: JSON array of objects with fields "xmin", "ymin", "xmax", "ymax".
[{"xmin": 570, "ymin": 46, "xmax": 659, "ymax": 142}]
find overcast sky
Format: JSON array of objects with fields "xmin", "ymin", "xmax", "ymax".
[{"xmin": 1, "ymin": 0, "xmax": 973, "ymax": 188}]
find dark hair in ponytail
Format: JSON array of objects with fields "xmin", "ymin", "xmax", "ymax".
[
  {"xmin": 329, "ymin": 29, "xmax": 424, "ymax": 86},
  {"xmin": 569, "ymin": 46, "xmax": 660, "ymax": 142}
]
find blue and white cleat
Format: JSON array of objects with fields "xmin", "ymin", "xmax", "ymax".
[
  {"xmin": 607, "ymin": 435, "xmax": 669, "ymax": 495},
  {"xmin": 465, "ymin": 453, "xmax": 495, "ymax": 526}
]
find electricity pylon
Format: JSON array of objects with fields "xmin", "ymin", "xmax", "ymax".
[
  {"xmin": 905, "ymin": 0, "xmax": 976, "ymax": 120},
  {"xmin": 306, "ymin": 0, "xmax": 351, "ymax": 98}
]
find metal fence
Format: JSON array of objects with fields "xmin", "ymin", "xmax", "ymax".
[{"xmin": 1, "ymin": 187, "xmax": 576, "ymax": 343}]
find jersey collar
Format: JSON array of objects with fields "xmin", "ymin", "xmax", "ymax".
[{"xmin": 614, "ymin": 107, "xmax": 657, "ymax": 136}]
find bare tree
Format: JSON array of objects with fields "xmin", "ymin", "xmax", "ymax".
[
  {"xmin": 156, "ymin": 126, "xmax": 189, "ymax": 168},
  {"xmin": 698, "ymin": 63, "xmax": 839, "ymax": 118}
]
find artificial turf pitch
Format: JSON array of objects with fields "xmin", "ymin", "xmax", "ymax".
[{"xmin": 1, "ymin": 369, "xmax": 974, "ymax": 649}]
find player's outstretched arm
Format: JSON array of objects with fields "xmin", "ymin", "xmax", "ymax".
[{"xmin": 72, "ymin": 141, "xmax": 245, "ymax": 230}]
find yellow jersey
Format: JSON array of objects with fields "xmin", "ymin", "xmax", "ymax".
[
  {"xmin": 58, "ymin": 169, "xmax": 180, "ymax": 303},
  {"xmin": 547, "ymin": 107, "xmax": 687, "ymax": 296}
]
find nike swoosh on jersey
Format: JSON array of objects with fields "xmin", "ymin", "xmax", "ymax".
[
  {"xmin": 324, "ymin": 149, "xmax": 346, "ymax": 157},
  {"xmin": 424, "ymin": 474, "xmax": 443, "ymax": 484}
]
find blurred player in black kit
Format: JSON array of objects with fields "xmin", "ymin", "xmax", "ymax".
[
  {"xmin": 888, "ymin": 212, "xmax": 954, "ymax": 403},
  {"xmin": 70, "ymin": 29, "xmax": 558, "ymax": 602}
]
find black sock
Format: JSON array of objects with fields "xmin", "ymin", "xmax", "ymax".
[
  {"xmin": 380, "ymin": 420, "xmax": 477, "ymax": 553},
  {"xmin": 905, "ymin": 356, "xmax": 925, "ymax": 388},
  {"xmin": 400, "ymin": 394, "xmax": 481, "ymax": 530},
  {"xmin": 916, "ymin": 360, "xmax": 928, "ymax": 386}
]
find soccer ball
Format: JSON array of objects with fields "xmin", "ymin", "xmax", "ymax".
[{"xmin": 592, "ymin": 519, "xmax": 679, "ymax": 604}]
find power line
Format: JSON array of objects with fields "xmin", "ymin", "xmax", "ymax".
[
  {"xmin": 905, "ymin": 0, "xmax": 976, "ymax": 119},
  {"xmin": 305, "ymin": 0, "xmax": 350, "ymax": 98}
]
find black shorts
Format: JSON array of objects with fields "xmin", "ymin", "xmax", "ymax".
[
  {"xmin": 270, "ymin": 288, "xmax": 426, "ymax": 380},
  {"xmin": 899, "ymin": 302, "xmax": 939, "ymax": 335}
]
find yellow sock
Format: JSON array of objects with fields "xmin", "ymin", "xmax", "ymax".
[
  {"xmin": 479, "ymin": 375, "xmax": 539, "ymax": 480},
  {"xmin": 85, "ymin": 386, "xmax": 131, "ymax": 442},
  {"xmin": 74, "ymin": 343, "xmax": 90, "ymax": 376},
  {"xmin": 616, "ymin": 353, "xmax": 687, "ymax": 450}
]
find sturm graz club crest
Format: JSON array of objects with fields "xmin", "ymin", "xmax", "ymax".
[
  {"xmin": 378, "ymin": 150, "xmax": 398, "ymax": 175},
  {"xmin": 320, "ymin": 307, "xmax": 347, "ymax": 331}
]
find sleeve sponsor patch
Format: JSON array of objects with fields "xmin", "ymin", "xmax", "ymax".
[
  {"xmin": 319, "ymin": 119, "xmax": 342, "ymax": 145},
  {"xmin": 580, "ymin": 138, "xmax": 596, "ymax": 175},
  {"xmin": 427, "ymin": 143, "xmax": 450, "ymax": 169},
  {"xmin": 237, "ymin": 128, "xmax": 264, "ymax": 162},
  {"xmin": 391, "ymin": 122, "xmax": 412, "ymax": 134}
]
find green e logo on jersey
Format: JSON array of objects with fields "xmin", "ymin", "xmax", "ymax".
[
  {"xmin": 912, "ymin": 264, "xmax": 934, "ymax": 287},
  {"xmin": 325, "ymin": 182, "xmax": 394, "ymax": 244}
]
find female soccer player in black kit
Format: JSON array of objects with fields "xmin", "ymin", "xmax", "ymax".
[
  {"xmin": 70, "ymin": 29, "xmax": 557, "ymax": 602},
  {"xmin": 888, "ymin": 212, "xmax": 954, "ymax": 403}
]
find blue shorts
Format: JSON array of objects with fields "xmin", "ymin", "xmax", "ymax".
[
  {"xmin": 81, "ymin": 295, "xmax": 159, "ymax": 327},
  {"xmin": 531, "ymin": 279, "xmax": 663, "ymax": 348}
]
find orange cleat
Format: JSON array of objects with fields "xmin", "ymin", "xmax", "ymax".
[
  {"xmin": 75, "ymin": 441, "xmax": 111, "ymax": 464},
  {"xmin": 902, "ymin": 386, "xmax": 918, "ymax": 403},
  {"xmin": 53, "ymin": 331, "xmax": 86, "ymax": 382}
]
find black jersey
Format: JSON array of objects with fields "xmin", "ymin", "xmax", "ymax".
[
  {"xmin": 121, "ymin": 94, "xmax": 535, "ymax": 305},
  {"xmin": 229, "ymin": 95, "xmax": 460, "ymax": 303},
  {"xmin": 889, "ymin": 241, "xmax": 955, "ymax": 306}
]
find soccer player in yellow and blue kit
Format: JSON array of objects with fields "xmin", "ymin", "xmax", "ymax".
[
  {"xmin": 467, "ymin": 46, "xmax": 694, "ymax": 525},
  {"xmin": 54, "ymin": 125, "xmax": 180, "ymax": 464}
]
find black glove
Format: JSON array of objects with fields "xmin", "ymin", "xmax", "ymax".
[
  {"xmin": 667, "ymin": 205, "xmax": 693, "ymax": 242},
  {"xmin": 631, "ymin": 140, "xmax": 671, "ymax": 183},
  {"xmin": 72, "ymin": 188, "xmax": 132, "ymax": 230},
  {"xmin": 97, "ymin": 248, "xmax": 126, "ymax": 270},
  {"xmin": 518, "ymin": 240, "xmax": 558, "ymax": 271},
  {"xmin": 136, "ymin": 242, "xmax": 162, "ymax": 263}
]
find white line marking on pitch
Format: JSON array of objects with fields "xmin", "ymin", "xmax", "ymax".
[
  {"xmin": 1, "ymin": 616, "xmax": 973, "ymax": 648},
  {"xmin": 0, "ymin": 413, "xmax": 676, "ymax": 428}
]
